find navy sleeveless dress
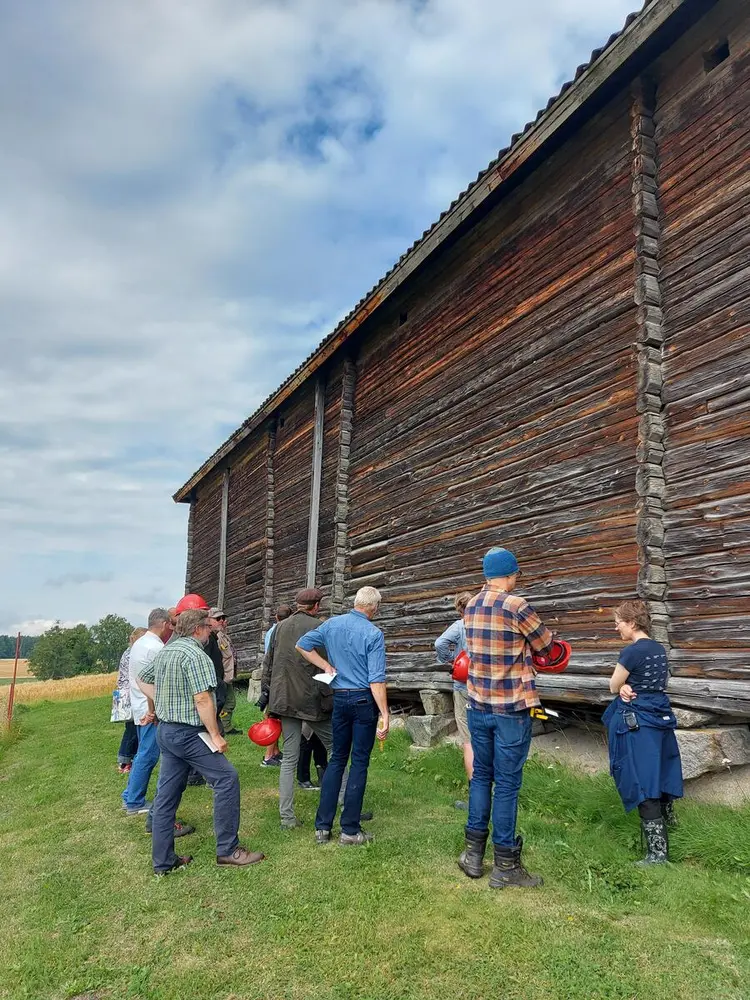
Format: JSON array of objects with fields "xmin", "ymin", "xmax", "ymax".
[{"xmin": 602, "ymin": 638, "xmax": 684, "ymax": 812}]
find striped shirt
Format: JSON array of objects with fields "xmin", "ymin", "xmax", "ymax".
[
  {"xmin": 138, "ymin": 636, "xmax": 217, "ymax": 726},
  {"xmin": 465, "ymin": 587, "xmax": 554, "ymax": 714}
]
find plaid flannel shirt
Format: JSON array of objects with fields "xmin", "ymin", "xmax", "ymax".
[
  {"xmin": 138, "ymin": 636, "xmax": 216, "ymax": 726},
  {"xmin": 465, "ymin": 586, "xmax": 554, "ymax": 714}
]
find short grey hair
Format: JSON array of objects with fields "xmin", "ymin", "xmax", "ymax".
[
  {"xmin": 354, "ymin": 586, "xmax": 382, "ymax": 610},
  {"xmin": 176, "ymin": 608, "xmax": 209, "ymax": 637},
  {"xmin": 148, "ymin": 607, "xmax": 170, "ymax": 629}
]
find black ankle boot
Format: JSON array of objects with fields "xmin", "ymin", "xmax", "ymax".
[
  {"xmin": 458, "ymin": 831, "xmax": 487, "ymax": 879},
  {"xmin": 489, "ymin": 837, "xmax": 543, "ymax": 889},
  {"xmin": 637, "ymin": 817, "xmax": 668, "ymax": 865}
]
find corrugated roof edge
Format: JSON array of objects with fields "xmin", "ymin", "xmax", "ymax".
[{"xmin": 174, "ymin": 0, "xmax": 688, "ymax": 502}]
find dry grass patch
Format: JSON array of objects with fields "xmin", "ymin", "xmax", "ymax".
[
  {"xmin": 0, "ymin": 671, "xmax": 116, "ymax": 717},
  {"xmin": 0, "ymin": 658, "xmax": 31, "ymax": 678}
]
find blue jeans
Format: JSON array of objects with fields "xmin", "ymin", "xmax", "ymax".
[
  {"xmin": 466, "ymin": 709, "xmax": 532, "ymax": 847},
  {"xmin": 117, "ymin": 719, "xmax": 139, "ymax": 765},
  {"xmin": 121, "ymin": 722, "xmax": 159, "ymax": 809},
  {"xmin": 316, "ymin": 690, "xmax": 378, "ymax": 835},
  {"xmin": 152, "ymin": 722, "xmax": 241, "ymax": 872}
]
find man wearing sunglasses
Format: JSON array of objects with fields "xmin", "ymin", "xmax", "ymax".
[{"xmin": 209, "ymin": 608, "xmax": 240, "ymax": 735}]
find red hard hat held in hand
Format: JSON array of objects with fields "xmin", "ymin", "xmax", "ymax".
[
  {"xmin": 248, "ymin": 718, "xmax": 282, "ymax": 747},
  {"xmin": 452, "ymin": 649, "xmax": 471, "ymax": 684},
  {"xmin": 532, "ymin": 639, "xmax": 572, "ymax": 674},
  {"xmin": 175, "ymin": 593, "xmax": 210, "ymax": 614}
]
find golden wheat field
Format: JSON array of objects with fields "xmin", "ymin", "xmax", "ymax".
[
  {"xmin": 0, "ymin": 671, "xmax": 117, "ymax": 717},
  {"xmin": 0, "ymin": 658, "xmax": 32, "ymax": 679}
]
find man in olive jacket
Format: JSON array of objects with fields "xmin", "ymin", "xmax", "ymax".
[{"xmin": 262, "ymin": 588, "xmax": 337, "ymax": 829}]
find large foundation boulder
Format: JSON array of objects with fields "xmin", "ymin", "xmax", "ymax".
[
  {"xmin": 673, "ymin": 708, "xmax": 717, "ymax": 729},
  {"xmin": 406, "ymin": 714, "xmax": 457, "ymax": 748},
  {"xmin": 676, "ymin": 727, "xmax": 750, "ymax": 781},
  {"xmin": 419, "ymin": 690, "xmax": 453, "ymax": 715}
]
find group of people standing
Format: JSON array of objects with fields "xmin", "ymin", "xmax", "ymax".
[
  {"xmin": 435, "ymin": 546, "xmax": 683, "ymax": 886},
  {"xmin": 112, "ymin": 544, "xmax": 683, "ymax": 881}
]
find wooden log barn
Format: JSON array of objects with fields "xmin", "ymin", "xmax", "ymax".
[{"xmin": 174, "ymin": 0, "xmax": 750, "ymax": 720}]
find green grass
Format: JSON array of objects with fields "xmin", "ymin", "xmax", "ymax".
[{"xmin": 1, "ymin": 698, "xmax": 749, "ymax": 1000}]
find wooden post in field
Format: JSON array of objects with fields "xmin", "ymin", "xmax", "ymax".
[{"xmin": 6, "ymin": 632, "xmax": 21, "ymax": 725}]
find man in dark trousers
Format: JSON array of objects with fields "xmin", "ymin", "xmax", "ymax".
[
  {"xmin": 262, "ymin": 588, "xmax": 338, "ymax": 829},
  {"xmin": 137, "ymin": 607, "xmax": 265, "ymax": 874},
  {"xmin": 296, "ymin": 586, "xmax": 388, "ymax": 846},
  {"xmin": 459, "ymin": 547, "xmax": 555, "ymax": 889}
]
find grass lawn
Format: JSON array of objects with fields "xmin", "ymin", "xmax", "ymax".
[{"xmin": 1, "ymin": 697, "xmax": 749, "ymax": 1000}]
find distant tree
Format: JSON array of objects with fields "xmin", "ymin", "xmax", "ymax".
[
  {"xmin": 90, "ymin": 614, "xmax": 134, "ymax": 672},
  {"xmin": 20, "ymin": 636, "xmax": 39, "ymax": 658},
  {"xmin": 28, "ymin": 624, "xmax": 97, "ymax": 680},
  {"xmin": 0, "ymin": 635, "xmax": 42, "ymax": 658}
]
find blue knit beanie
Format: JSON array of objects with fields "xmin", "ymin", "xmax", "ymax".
[{"xmin": 482, "ymin": 547, "xmax": 519, "ymax": 579}]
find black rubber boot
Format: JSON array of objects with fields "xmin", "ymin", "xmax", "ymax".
[
  {"xmin": 661, "ymin": 798, "xmax": 677, "ymax": 828},
  {"xmin": 636, "ymin": 817, "xmax": 668, "ymax": 865},
  {"xmin": 458, "ymin": 830, "xmax": 488, "ymax": 879},
  {"xmin": 489, "ymin": 837, "xmax": 543, "ymax": 889}
]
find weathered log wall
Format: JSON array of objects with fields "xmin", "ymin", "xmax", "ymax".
[
  {"xmin": 657, "ymin": 0, "xmax": 750, "ymax": 681},
  {"xmin": 272, "ymin": 381, "xmax": 315, "ymax": 605},
  {"xmin": 188, "ymin": 468, "xmax": 222, "ymax": 603},
  {"xmin": 223, "ymin": 434, "xmax": 267, "ymax": 669},
  {"xmin": 180, "ymin": 0, "xmax": 750, "ymax": 715},
  {"xmin": 349, "ymin": 89, "xmax": 639, "ymax": 681},
  {"xmin": 315, "ymin": 361, "xmax": 345, "ymax": 599}
]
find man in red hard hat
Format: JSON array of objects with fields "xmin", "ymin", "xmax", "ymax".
[{"xmin": 459, "ymin": 547, "xmax": 557, "ymax": 889}]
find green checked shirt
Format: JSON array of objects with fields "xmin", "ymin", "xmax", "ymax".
[{"xmin": 138, "ymin": 636, "xmax": 216, "ymax": 726}]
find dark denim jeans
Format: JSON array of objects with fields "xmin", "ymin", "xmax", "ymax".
[
  {"xmin": 466, "ymin": 708, "xmax": 533, "ymax": 848},
  {"xmin": 316, "ymin": 689, "xmax": 378, "ymax": 835},
  {"xmin": 152, "ymin": 722, "xmax": 241, "ymax": 873},
  {"xmin": 121, "ymin": 722, "xmax": 159, "ymax": 809},
  {"xmin": 297, "ymin": 731, "xmax": 328, "ymax": 783},
  {"xmin": 117, "ymin": 719, "xmax": 139, "ymax": 765}
]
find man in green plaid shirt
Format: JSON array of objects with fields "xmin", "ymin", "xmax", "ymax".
[{"xmin": 138, "ymin": 608, "xmax": 266, "ymax": 875}]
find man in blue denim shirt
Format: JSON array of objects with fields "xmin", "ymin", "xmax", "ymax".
[{"xmin": 296, "ymin": 586, "xmax": 389, "ymax": 845}]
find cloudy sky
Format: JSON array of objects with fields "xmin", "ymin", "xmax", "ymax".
[{"xmin": 0, "ymin": 0, "xmax": 637, "ymax": 635}]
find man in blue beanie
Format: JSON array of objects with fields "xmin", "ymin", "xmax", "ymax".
[{"xmin": 458, "ymin": 547, "xmax": 556, "ymax": 889}]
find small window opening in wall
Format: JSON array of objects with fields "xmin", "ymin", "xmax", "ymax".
[
  {"xmin": 398, "ymin": 311, "xmax": 408, "ymax": 326},
  {"xmin": 704, "ymin": 39, "xmax": 730, "ymax": 73}
]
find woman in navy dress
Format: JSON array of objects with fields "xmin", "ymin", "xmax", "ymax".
[{"xmin": 602, "ymin": 600, "xmax": 683, "ymax": 864}]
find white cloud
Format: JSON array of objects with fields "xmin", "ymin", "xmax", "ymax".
[
  {"xmin": 0, "ymin": 0, "xmax": 638, "ymax": 631},
  {"xmin": 9, "ymin": 619, "xmax": 88, "ymax": 638}
]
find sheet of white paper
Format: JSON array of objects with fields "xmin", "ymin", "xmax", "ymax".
[
  {"xmin": 199, "ymin": 732, "xmax": 220, "ymax": 752},
  {"xmin": 313, "ymin": 672, "xmax": 335, "ymax": 686}
]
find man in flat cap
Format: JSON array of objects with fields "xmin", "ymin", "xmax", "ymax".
[
  {"xmin": 262, "ymin": 588, "xmax": 339, "ymax": 829},
  {"xmin": 209, "ymin": 608, "xmax": 240, "ymax": 735}
]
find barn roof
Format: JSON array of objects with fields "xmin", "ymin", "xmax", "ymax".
[{"xmin": 174, "ymin": 0, "xmax": 705, "ymax": 502}]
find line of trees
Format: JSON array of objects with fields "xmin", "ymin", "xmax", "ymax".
[
  {"xmin": 27, "ymin": 615, "xmax": 135, "ymax": 680},
  {"xmin": 0, "ymin": 635, "xmax": 39, "ymax": 658}
]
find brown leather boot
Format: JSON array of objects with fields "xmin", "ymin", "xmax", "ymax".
[
  {"xmin": 216, "ymin": 846, "xmax": 265, "ymax": 867},
  {"xmin": 489, "ymin": 837, "xmax": 543, "ymax": 889}
]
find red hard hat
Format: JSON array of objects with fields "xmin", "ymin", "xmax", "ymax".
[
  {"xmin": 175, "ymin": 593, "xmax": 210, "ymax": 614},
  {"xmin": 452, "ymin": 649, "xmax": 471, "ymax": 684},
  {"xmin": 248, "ymin": 717, "xmax": 282, "ymax": 747},
  {"xmin": 532, "ymin": 639, "xmax": 572, "ymax": 674}
]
